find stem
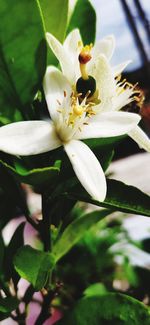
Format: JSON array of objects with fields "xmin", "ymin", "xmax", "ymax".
[
  {"xmin": 41, "ymin": 194, "xmax": 51, "ymax": 252},
  {"xmin": 35, "ymin": 291, "xmax": 55, "ymax": 325}
]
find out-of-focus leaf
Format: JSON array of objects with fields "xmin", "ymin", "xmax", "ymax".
[
  {"xmin": 68, "ymin": 179, "xmax": 150, "ymax": 217},
  {"xmin": 14, "ymin": 245, "xmax": 55, "ymax": 290},
  {"xmin": 67, "ymin": 0, "xmax": 96, "ymax": 44},
  {"xmin": 58, "ymin": 293, "xmax": 150, "ymax": 324},
  {"xmin": 0, "ymin": 0, "xmax": 46, "ymax": 120},
  {"xmin": 38, "ymin": 0, "xmax": 68, "ymax": 64},
  {"xmin": 53, "ymin": 209, "xmax": 111, "ymax": 261},
  {"xmin": 0, "ymin": 297, "xmax": 19, "ymax": 321},
  {"xmin": 84, "ymin": 283, "xmax": 108, "ymax": 297}
]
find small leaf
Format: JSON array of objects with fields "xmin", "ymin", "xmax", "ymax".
[
  {"xmin": 58, "ymin": 293, "xmax": 150, "ymax": 324},
  {"xmin": 84, "ymin": 283, "xmax": 108, "ymax": 298},
  {"xmin": 14, "ymin": 245, "xmax": 55, "ymax": 290},
  {"xmin": 0, "ymin": 0, "xmax": 46, "ymax": 119},
  {"xmin": 53, "ymin": 209, "xmax": 111, "ymax": 261},
  {"xmin": 67, "ymin": 0, "xmax": 96, "ymax": 44}
]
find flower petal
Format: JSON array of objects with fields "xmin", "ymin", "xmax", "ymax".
[
  {"xmin": 64, "ymin": 28, "xmax": 82, "ymax": 58},
  {"xmin": 43, "ymin": 66, "xmax": 72, "ymax": 123},
  {"xmin": 46, "ymin": 32, "xmax": 75, "ymax": 83},
  {"xmin": 0, "ymin": 121, "xmax": 61, "ymax": 156},
  {"xmin": 92, "ymin": 34, "xmax": 115, "ymax": 61},
  {"xmin": 89, "ymin": 54, "xmax": 116, "ymax": 104},
  {"xmin": 112, "ymin": 60, "xmax": 131, "ymax": 77},
  {"xmin": 128, "ymin": 126, "xmax": 150, "ymax": 152},
  {"xmin": 75, "ymin": 112, "xmax": 141, "ymax": 139},
  {"xmin": 64, "ymin": 139, "xmax": 107, "ymax": 201}
]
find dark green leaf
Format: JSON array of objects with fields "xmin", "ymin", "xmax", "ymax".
[
  {"xmin": 38, "ymin": 0, "xmax": 68, "ymax": 64},
  {"xmin": 0, "ymin": 165, "xmax": 29, "ymax": 217},
  {"xmin": 0, "ymin": 297, "xmax": 19, "ymax": 320},
  {"xmin": 0, "ymin": 0, "xmax": 46, "ymax": 120},
  {"xmin": 67, "ymin": 0, "xmax": 96, "ymax": 44},
  {"xmin": 68, "ymin": 179, "xmax": 150, "ymax": 217},
  {"xmin": 58, "ymin": 293, "xmax": 150, "ymax": 325},
  {"xmin": 53, "ymin": 209, "xmax": 111, "ymax": 261},
  {"xmin": 0, "ymin": 159, "xmax": 60, "ymax": 188},
  {"xmin": 14, "ymin": 245, "xmax": 55, "ymax": 290}
]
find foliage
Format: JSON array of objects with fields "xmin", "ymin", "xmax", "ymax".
[{"xmin": 0, "ymin": 0, "xmax": 149, "ymax": 324}]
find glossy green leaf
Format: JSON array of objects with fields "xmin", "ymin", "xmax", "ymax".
[
  {"xmin": 0, "ymin": 297, "xmax": 19, "ymax": 320},
  {"xmin": 38, "ymin": 0, "xmax": 68, "ymax": 64},
  {"xmin": 14, "ymin": 245, "xmax": 55, "ymax": 290},
  {"xmin": 0, "ymin": 159, "xmax": 60, "ymax": 187},
  {"xmin": 0, "ymin": 0, "xmax": 46, "ymax": 120},
  {"xmin": 67, "ymin": 0, "xmax": 96, "ymax": 44},
  {"xmin": 53, "ymin": 209, "xmax": 111, "ymax": 261},
  {"xmin": 58, "ymin": 293, "xmax": 150, "ymax": 324},
  {"xmin": 67, "ymin": 179, "xmax": 150, "ymax": 217}
]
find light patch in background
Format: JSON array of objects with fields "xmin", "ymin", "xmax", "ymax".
[{"xmin": 91, "ymin": 0, "xmax": 150, "ymax": 71}]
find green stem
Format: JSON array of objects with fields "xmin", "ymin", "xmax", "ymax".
[{"xmin": 41, "ymin": 194, "xmax": 51, "ymax": 252}]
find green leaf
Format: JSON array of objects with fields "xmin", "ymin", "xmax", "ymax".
[
  {"xmin": 67, "ymin": 0, "xmax": 96, "ymax": 44},
  {"xmin": 14, "ymin": 245, "xmax": 55, "ymax": 290},
  {"xmin": 58, "ymin": 293, "xmax": 150, "ymax": 325},
  {"xmin": 0, "ymin": 0, "xmax": 46, "ymax": 120},
  {"xmin": 0, "ymin": 159, "xmax": 60, "ymax": 188},
  {"xmin": 53, "ymin": 209, "xmax": 111, "ymax": 261},
  {"xmin": 38, "ymin": 0, "xmax": 68, "ymax": 64},
  {"xmin": 68, "ymin": 179, "xmax": 150, "ymax": 217},
  {"xmin": 0, "ymin": 297, "xmax": 19, "ymax": 320},
  {"xmin": 84, "ymin": 283, "xmax": 108, "ymax": 298},
  {"xmin": 4, "ymin": 222, "xmax": 25, "ymax": 280}
]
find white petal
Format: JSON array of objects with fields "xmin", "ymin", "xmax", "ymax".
[
  {"xmin": 64, "ymin": 29, "xmax": 82, "ymax": 57},
  {"xmin": 0, "ymin": 121, "xmax": 61, "ymax": 156},
  {"xmin": 112, "ymin": 60, "xmax": 131, "ymax": 77},
  {"xmin": 63, "ymin": 29, "xmax": 81, "ymax": 81},
  {"xmin": 90, "ymin": 55, "xmax": 116, "ymax": 103},
  {"xmin": 64, "ymin": 140, "xmax": 107, "ymax": 201},
  {"xmin": 43, "ymin": 66, "xmax": 72, "ymax": 122},
  {"xmin": 128, "ymin": 126, "xmax": 150, "ymax": 152},
  {"xmin": 92, "ymin": 35, "xmax": 115, "ymax": 61},
  {"xmin": 75, "ymin": 112, "xmax": 141, "ymax": 139},
  {"xmin": 46, "ymin": 32, "xmax": 75, "ymax": 83}
]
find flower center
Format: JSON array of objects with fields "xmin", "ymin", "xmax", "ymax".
[{"xmin": 76, "ymin": 44, "xmax": 96, "ymax": 99}]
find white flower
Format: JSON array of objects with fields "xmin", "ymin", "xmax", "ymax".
[
  {"xmin": 46, "ymin": 29, "xmax": 150, "ymax": 153},
  {"xmin": 0, "ymin": 66, "xmax": 140, "ymax": 202}
]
